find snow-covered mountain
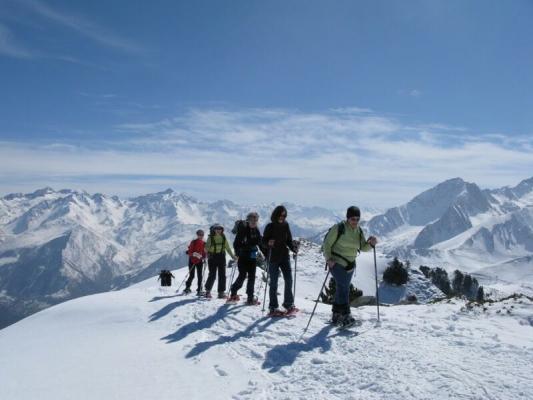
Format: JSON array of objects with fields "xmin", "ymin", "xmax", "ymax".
[
  {"xmin": 0, "ymin": 188, "xmax": 341, "ymax": 329},
  {"xmin": 1, "ymin": 260, "xmax": 531, "ymax": 400},
  {"xmin": 366, "ymin": 177, "xmax": 533, "ymax": 294}
]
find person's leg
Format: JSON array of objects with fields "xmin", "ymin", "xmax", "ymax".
[
  {"xmin": 204, "ymin": 259, "xmax": 217, "ymax": 293},
  {"xmin": 246, "ymin": 258, "xmax": 257, "ymax": 299},
  {"xmin": 329, "ymin": 264, "xmax": 347, "ymax": 320},
  {"xmin": 185, "ymin": 264, "xmax": 195, "ymax": 289},
  {"xmin": 195, "ymin": 264, "xmax": 203, "ymax": 293},
  {"xmin": 231, "ymin": 258, "xmax": 247, "ymax": 296},
  {"xmin": 268, "ymin": 262, "xmax": 280, "ymax": 310},
  {"xmin": 217, "ymin": 254, "xmax": 227, "ymax": 294},
  {"xmin": 280, "ymin": 258, "xmax": 294, "ymax": 309}
]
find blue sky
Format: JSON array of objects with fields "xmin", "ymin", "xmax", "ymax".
[{"xmin": 0, "ymin": 0, "xmax": 532, "ymax": 208}]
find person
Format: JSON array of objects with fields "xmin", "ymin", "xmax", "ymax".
[
  {"xmin": 158, "ymin": 270, "xmax": 174, "ymax": 286},
  {"xmin": 204, "ymin": 224, "xmax": 236, "ymax": 299},
  {"xmin": 262, "ymin": 205, "xmax": 299, "ymax": 315},
  {"xmin": 322, "ymin": 206, "xmax": 378, "ymax": 327},
  {"xmin": 228, "ymin": 212, "xmax": 263, "ymax": 305},
  {"xmin": 184, "ymin": 230, "xmax": 207, "ymax": 295}
]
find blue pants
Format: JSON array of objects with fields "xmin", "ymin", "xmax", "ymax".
[
  {"xmin": 268, "ymin": 257, "xmax": 294, "ymax": 310},
  {"xmin": 330, "ymin": 263, "xmax": 355, "ymax": 308}
]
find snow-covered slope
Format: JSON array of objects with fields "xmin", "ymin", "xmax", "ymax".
[
  {"xmin": 366, "ymin": 177, "xmax": 533, "ymax": 294},
  {"xmin": 0, "ymin": 188, "xmax": 341, "ymax": 328},
  {"xmin": 1, "ymin": 261, "xmax": 531, "ymax": 400}
]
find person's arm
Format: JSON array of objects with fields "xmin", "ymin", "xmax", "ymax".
[
  {"xmin": 233, "ymin": 228, "xmax": 244, "ymax": 256},
  {"xmin": 225, "ymin": 239, "xmax": 235, "ymax": 259},
  {"xmin": 359, "ymin": 229, "xmax": 374, "ymax": 252},
  {"xmin": 261, "ymin": 223, "xmax": 272, "ymax": 250},
  {"xmin": 205, "ymin": 236, "xmax": 212, "ymax": 256},
  {"xmin": 286, "ymin": 224, "xmax": 297, "ymax": 253},
  {"xmin": 323, "ymin": 224, "xmax": 339, "ymax": 261},
  {"xmin": 201, "ymin": 242, "xmax": 207, "ymax": 259}
]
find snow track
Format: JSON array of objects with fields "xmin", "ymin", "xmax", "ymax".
[{"xmin": 1, "ymin": 267, "xmax": 532, "ymax": 400}]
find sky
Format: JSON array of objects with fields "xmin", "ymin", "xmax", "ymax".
[{"xmin": 0, "ymin": 0, "xmax": 532, "ymax": 209}]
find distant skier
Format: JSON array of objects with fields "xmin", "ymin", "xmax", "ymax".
[
  {"xmin": 262, "ymin": 205, "xmax": 299, "ymax": 316},
  {"xmin": 228, "ymin": 212, "xmax": 263, "ymax": 305},
  {"xmin": 322, "ymin": 206, "xmax": 377, "ymax": 327},
  {"xmin": 204, "ymin": 224, "xmax": 236, "ymax": 299},
  {"xmin": 158, "ymin": 270, "xmax": 175, "ymax": 287},
  {"xmin": 184, "ymin": 230, "xmax": 207, "ymax": 295}
]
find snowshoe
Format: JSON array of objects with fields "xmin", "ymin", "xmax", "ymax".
[
  {"xmin": 205, "ymin": 292, "xmax": 212, "ymax": 299},
  {"xmin": 284, "ymin": 306, "xmax": 299, "ymax": 316},
  {"xmin": 226, "ymin": 294, "xmax": 240, "ymax": 304},
  {"xmin": 337, "ymin": 315, "xmax": 361, "ymax": 330},
  {"xmin": 245, "ymin": 296, "xmax": 260, "ymax": 306},
  {"xmin": 267, "ymin": 309, "xmax": 285, "ymax": 317}
]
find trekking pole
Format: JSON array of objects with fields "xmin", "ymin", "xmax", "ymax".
[
  {"xmin": 373, "ymin": 246, "xmax": 381, "ymax": 324},
  {"xmin": 229, "ymin": 258, "xmax": 238, "ymax": 291},
  {"xmin": 303, "ymin": 268, "xmax": 330, "ymax": 334},
  {"xmin": 261, "ymin": 248, "xmax": 272, "ymax": 312},
  {"xmin": 293, "ymin": 253, "xmax": 298, "ymax": 299},
  {"xmin": 176, "ymin": 267, "xmax": 191, "ymax": 293}
]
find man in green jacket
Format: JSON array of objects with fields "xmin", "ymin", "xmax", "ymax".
[
  {"xmin": 323, "ymin": 206, "xmax": 377, "ymax": 327},
  {"xmin": 204, "ymin": 224, "xmax": 236, "ymax": 299}
]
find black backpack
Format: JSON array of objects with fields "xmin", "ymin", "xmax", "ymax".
[{"xmin": 231, "ymin": 220, "xmax": 247, "ymax": 235}]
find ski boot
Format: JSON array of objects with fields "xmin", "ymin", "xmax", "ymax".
[
  {"xmin": 205, "ymin": 291, "xmax": 212, "ymax": 299},
  {"xmin": 267, "ymin": 308, "xmax": 286, "ymax": 317},
  {"xmin": 218, "ymin": 292, "xmax": 228, "ymax": 299},
  {"xmin": 183, "ymin": 287, "xmax": 192, "ymax": 294},
  {"xmin": 245, "ymin": 296, "xmax": 260, "ymax": 306},
  {"xmin": 226, "ymin": 294, "xmax": 240, "ymax": 304}
]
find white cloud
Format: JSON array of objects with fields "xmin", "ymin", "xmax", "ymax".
[{"xmin": 0, "ymin": 107, "xmax": 532, "ymax": 209}]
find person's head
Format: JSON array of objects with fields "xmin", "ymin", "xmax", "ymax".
[
  {"xmin": 196, "ymin": 229, "xmax": 204, "ymax": 239},
  {"xmin": 271, "ymin": 205, "xmax": 288, "ymax": 223},
  {"xmin": 246, "ymin": 212, "xmax": 259, "ymax": 228},
  {"xmin": 346, "ymin": 206, "xmax": 361, "ymax": 228},
  {"xmin": 213, "ymin": 224, "xmax": 223, "ymax": 235}
]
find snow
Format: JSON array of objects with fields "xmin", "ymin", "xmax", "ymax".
[{"xmin": 1, "ymin": 255, "xmax": 532, "ymax": 400}]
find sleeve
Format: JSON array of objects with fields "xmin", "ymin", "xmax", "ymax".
[
  {"xmin": 322, "ymin": 224, "xmax": 339, "ymax": 260},
  {"xmin": 225, "ymin": 239, "xmax": 235, "ymax": 258},
  {"xmin": 205, "ymin": 236, "xmax": 212, "ymax": 254},
  {"xmin": 286, "ymin": 224, "xmax": 296, "ymax": 252},
  {"xmin": 261, "ymin": 224, "xmax": 272, "ymax": 247},
  {"xmin": 233, "ymin": 228, "xmax": 244, "ymax": 256},
  {"xmin": 187, "ymin": 241, "xmax": 193, "ymax": 256},
  {"xmin": 359, "ymin": 229, "xmax": 373, "ymax": 252}
]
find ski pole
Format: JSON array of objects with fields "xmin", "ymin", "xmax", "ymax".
[
  {"xmin": 229, "ymin": 258, "xmax": 238, "ymax": 291},
  {"xmin": 262, "ymin": 248, "xmax": 272, "ymax": 312},
  {"xmin": 176, "ymin": 267, "xmax": 191, "ymax": 293},
  {"xmin": 303, "ymin": 268, "xmax": 330, "ymax": 334},
  {"xmin": 373, "ymin": 246, "xmax": 381, "ymax": 323},
  {"xmin": 293, "ymin": 253, "xmax": 298, "ymax": 299}
]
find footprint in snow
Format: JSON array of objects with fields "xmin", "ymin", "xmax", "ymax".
[{"xmin": 214, "ymin": 364, "xmax": 229, "ymax": 377}]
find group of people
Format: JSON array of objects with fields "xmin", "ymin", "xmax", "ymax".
[{"xmin": 181, "ymin": 204, "xmax": 377, "ymax": 324}]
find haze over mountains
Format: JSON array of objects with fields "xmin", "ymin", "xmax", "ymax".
[{"xmin": 1, "ymin": 176, "xmax": 532, "ymax": 329}]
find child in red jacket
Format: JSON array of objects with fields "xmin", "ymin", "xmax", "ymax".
[{"xmin": 184, "ymin": 230, "xmax": 207, "ymax": 294}]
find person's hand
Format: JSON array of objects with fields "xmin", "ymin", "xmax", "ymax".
[
  {"xmin": 268, "ymin": 239, "xmax": 275, "ymax": 247},
  {"xmin": 192, "ymin": 252, "xmax": 201, "ymax": 258},
  {"xmin": 327, "ymin": 259, "xmax": 336, "ymax": 269},
  {"xmin": 367, "ymin": 236, "xmax": 378, "ymax": 247},
  {"xmin": 293, "ymin": 240, "xmax": 300, "ymax": 254},
  {"xmin": 233, "ymin": 256, "xmax": 239, "ymax": 262}
]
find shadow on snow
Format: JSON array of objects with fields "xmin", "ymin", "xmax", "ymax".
[
  {"xmin": 149, "ymin": 298, "xmax": 198, "ymax": 322},
  {"xmin": 262, "ymin": 325, "xmax": 339, "ymax": 373},
  {"xmin": 185, "ymin": 315, "xmax": 283, "ymax": 359},
  {"xmin": 161, "ymin": 304, "xmax": 246, "ymax": 344}
]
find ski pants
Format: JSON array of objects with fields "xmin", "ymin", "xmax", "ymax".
[
  {"xmin": 205, "ymin": 253, "xmax": 227, "ymax": 294},
  {"xmin": 230, "ymin": 256, "xmax": 257, "ymax": 298},
  {"xmin": 185, "ymin": 262, "xmax": 203, "ymax": 292},
  {"xmin": 330, "ymin": 263, "xmax": 355, "ymax": 314},
  {"xmin": 268, "ymin": 257, "xmax": 294, "ymax": 310}
]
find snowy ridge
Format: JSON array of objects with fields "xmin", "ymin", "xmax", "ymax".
[{"xmin": 0, "ymin": 264, "xmax": 531, "ymax": 400}]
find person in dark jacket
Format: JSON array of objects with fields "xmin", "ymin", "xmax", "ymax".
[
  {"xmin": 184, "ymin": 230, "xmax": 206, "ymax": 295},
  {"xmin": 228, "ymin": 212, "xmax": 263, "ymax": 304},
  {"xmin": 262, "ymin": 205, "xmax": 299, "ymax": 314}
]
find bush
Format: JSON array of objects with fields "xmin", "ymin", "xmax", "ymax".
[
  {"xmin": 383, "ymin": 257, "xmax": 409, "ymax": 285},
  {"xmin": 476, "ymin": 286, "xmax": 485, "ymax": 303},
  {"xmin": 320, "ymin": 277, "xmax": 363, "ymax": 304}
]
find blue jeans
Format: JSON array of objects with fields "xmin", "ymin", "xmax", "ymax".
[
  {"xmin": 268, "ymin": 257, "xmax": 294, "ymax": 310},
  {"xmin": 330, "ymin": 263, "xmax": 355, "ymax": 307}
]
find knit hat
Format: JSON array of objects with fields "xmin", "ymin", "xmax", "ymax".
[{"xmin": 346, "ymin": 206, "xmax": 361, "ymax": 219}]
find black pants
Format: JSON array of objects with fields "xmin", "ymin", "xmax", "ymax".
[
  {"xmin": 185, "ymin": 262, "xmax": 203, "ymax": 292},
  {"xmin": 230, "ymin": 257, "xmax": 257, "ymax": 298},
  {"xmin": 205, "ymin": 253, "xmax": 227, "ymax": 293}
]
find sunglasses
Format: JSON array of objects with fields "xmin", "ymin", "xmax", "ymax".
[{"xmin": 279, "ymin": 214, "xmax": 287, "ymax": 218}]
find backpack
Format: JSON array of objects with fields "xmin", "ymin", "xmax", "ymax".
[{"xmin": 231, "ymin": 220, "xmax": 247, "ymax": 235}]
